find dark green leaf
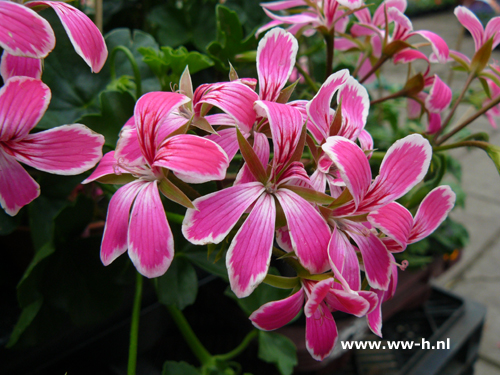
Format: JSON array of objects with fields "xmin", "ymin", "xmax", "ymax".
[
  {"xmin": 182, "ymin": 247, "xmax": 228, "ymax": 281},
  {"xmin": 162, "ymin": 361, "xmax": 200, "ymax": 375},
  {"xmin": 258, "ymin": 331, "xmax": 297, "ymax": 375},
  {"xmin": 157, "ymin": 256, "xmax": 198, "ymax": 310},
  {"xmin": 0, "ymin": 208, "xmax": 20, "ymax": 235},
  {"xmin": 6, "ymin": 298, "xmax": 43, "ymax": 348}
]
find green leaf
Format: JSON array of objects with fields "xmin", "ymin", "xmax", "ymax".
[
  {"xmin": 471, "ymin": 37, "xmax": 493, "ymax": 74},
  {"xmin": 6, "ymin": 298, "xmax": 43, "ymax": 348},
  {"xmin": 446, "ymin": 155, "xmax": 462, "ymax": 182},
  {"xmin": 0, "ymin": 208, "xmax": 20, "ymax": 235},
  {"xmin": 236, "ymin": 128, "xmax": 268, "ymax": 184},
  {"xmin": 157, "ymin": 257, "xmax": 198, "ymax": 310},
  {"xmin": 280, "ymin": 185, "xmax": 335, "ymax": 205},
  {"xmin": 258, "ymin": 331, "xmax": 297, "ymax": 375},
  {"xmin": 162, "ymin": 361, "xmax": 200, "ymax": 375},
  {"xmin": 159, "ymin": 178, "xmax": 195, "ymax": 209},
  {"xmin": 77, "ymin": 90, "xmax": 136, "ymax": 148},
  {"xmin": 483, "ymin": 143, "xmax": 500, "ymax": 175},
  {"xmin": 207, "ymin": 5, "xmax": 258, "ymax": 71},
  {"xmin": 182, "ymin": 247, "xmax": 229, "ymax": 281}
]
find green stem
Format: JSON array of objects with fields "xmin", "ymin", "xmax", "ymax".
[
  {"xmin": 167, "ymin": 305, "xmax": 213, "ymax": 366},
  {"xmin": 359, "ymin": 56, "xmax": 389, "ymax": 84},
  {"xmin": 370, "ymin": 90, "xmax": 405, "ymax": 105},
  {"xmin": 109, "ymin": 46, "xmax": 142, "ymax": 99},
  {"xmin": 128, "ymin": 272, "xmax": 143, "ymax": 375},
  {"xmin": 166, "ymin": 212, "xmax": 185, "ymax": 225},
  {"xmin": 436, "ymin": 93, "xmax": 500, "ymax": 145},
  {"xmin": 215, "ymin": 330, "xmax": 258, "ymax": 361},
  {"xmin": 433, "ymin": 140, "xmax": 489, "ymax": 152},
  {"xmin": 369, "ymin": 151, "xmax": 386, "ymax": 161},
  {"xmin": 294, "ymin": 63, "xmax": 319, "ymax": 93}
]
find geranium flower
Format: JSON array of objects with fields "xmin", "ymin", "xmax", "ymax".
[
  {"xmin": 455, "ymin": 6, "xmax": 500, "ymax": 54},
  {"xmin": 0, "ymin": 0, "xmax": 107, "ymax": 75},
  {"xmin": 0, "ymin": 77, "xmax": 104, "ymax": 216},
  {"xmin": 84, "ymin": 92, "xmax": 230, "ymax": 278},
  {"xmin": 183, "ymin": 101, "xmax": 332, "ymax": 298}
]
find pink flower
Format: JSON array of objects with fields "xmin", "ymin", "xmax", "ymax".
[
  {"xmin": 84, "ymin": 92, "xmax": 230, "ymax": 278},
  {"xmin": 183, "ymin": 101, "xmax": 332, "ymax": 298},
  {"xmin": 0, "ymin": 0, "xmax": 107, "ymax": 76},
  {"xmin": 455, "ymin": 6, "xmax": 500, "ymax": 53},
  {"xmin": 0, "ymin": 77, "xmax": 104, "ymax": 216}
]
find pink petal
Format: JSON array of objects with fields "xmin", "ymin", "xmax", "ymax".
[
  {"xmin": 254, "ymin": 100, "xmax": 303, "ymax": 174},
  {"xmin": 275, "ymin": 189, "xmax": 331, "ymax": 274},
  {"xmin": 227, "ymin": 193, "xmax": 276, "ymax": 297},
  {"xmin": 305, "ymin": 305, "xmax": 338, "ymax": 361},
  {"xmin": 335, "ymin": 38, "xmax": 359, "ymax": 51},
  {"xmin": 337, "ymin": 0, "xmax": 364, "ymax": 10},
  {"xmin": 128, "ymin": 181, "xmax": 174, "ymax": 278},
  {"xmin": 115, "ymin": 118, "xmax": 145, "ymax": 167},
  {"xmin": 0, "ymin": 77, "xmax": 50, "ymax": 141},
  {"xmin": 426, "ymin": 75, "xmax": 452, "ymax": 112},
  {"xmin": 373, "ymin": 0, "xmax": 407, "ymax": 26},
  {"xmin": 427, "ymin": 112, "xmax": 442, "ymax": 134},
  {"xmin": 328, "ymin": 226, "xmax": 352, "ymax": 290},
  {"xmin": 134, "ymin": 92, "xmax": 190, "ymax": 165},
  {"xmin": 340, "ymin": 240, "xmax": 361, "ymax": 291},
  {"xmin": 454, "ymin": 6, "xmax": 484, "ymax": 51},
  {"xmin": 304, "ymin": 279, "xmax": 333, "ymax": 318},
  {"xmin": 338, "ymin": 76, "xmax": 369, "ymax": 140},
  {"xmin": 348, "ymin": 222, "xmax": 391, "ymax": 290},
  {"xmin": 358, "ymin": 290, "xmax": 379, "ymax": 314},
  {"xmin": 194, "ymin": 81, "xmax": 258, "ymax": 133},
  {"xmin": 261, "ymin": 9, "xmax": 318, "ymax": 33},
  {"xmin": 234, "ymin": 131, "xmax": 270, "ymax": 185},
  {"xmin": 410, "ymin": 186, "xmax": 456, "ymax": 243},
  {"xmin": 257, "ymin": 28, "xmax": 298, "ymax": 102},
  {"xmin": 485, "ymin": 16, "xmax": 500, "ymax": 49},
  {"xmin": 83, "ymin": 151, "xmax": 128, "ymax": 183},
  {"xmin": 206, "ymin": 128, "xmax": 240, "ymax": 161},
  {"xmin": 306, "ymin": 69, "xmax": 350, "ymax": 142},
  {"xmin": 250, "ymin": 289, "xmax": 305, "ymax": 330},
  {"xmin": 367, "ymin": 288, "xmax": 384, "ymax": 337},
  {"xmin": 407, "ymin": 98, "xmax": 422, "ymax": 119},
  {"xmin": 358, "ymin": 129, "xmax": 374, "ymax": 156},
  {"xmin": 0, "ymin": 148, "xmax": 40, "ymax": 216},
  {"xmin": 182, "ymin": 182, "xmax": 265, "ymax": 245},
  {"xmin": 310, "ymin": 169, "xmax": 326, "ymax": 193},
  {"xmin": 325, "ymin": 288, "xmax": 370, "ymax": 317},
  {"xmin": 0, "ymin": 52, "xmax": 42, "ymax": 81},
  {"xmin": 411, "ymin": 30, "xmax": 449, "ymax": 64},
  {"xmin": 27, "ymin": 1, "xmax": 107, "ymax": 72},
  {"xmin": 9, "ymin": 124, "xmax": 104, "ymax": 175},
  {"xmin": 393, "ymin": 49, "xmax": 429, "ymax": 64},
  {"xmin": 154, "ymin": 134, "xmax": 229, "ymax": 184},
  {"xmin": 100, "ymin": 180, "xmax": 146, "ymax": 266},
  {"xmin": 368, "ymin": 202, "xmax": 413, "ymax": 248},
  {"xmin": 261, "ymin": 0, "xmax": 308, "ymax": 11},
  {"xmin": 363, "ymin": 134, "xmax": 431, "ymax": 209},
  {"xmin": 321, "ymin": 136, "xmax": 371, "ymax": 209},
  {"xmin": 276, "ymin": 225, "xmax": 294, "ymax": 253},
  {"xmin": 0, "ymin": 1, "xmax": 55, "ymax": 58}
]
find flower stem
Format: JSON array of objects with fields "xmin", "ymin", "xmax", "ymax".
[
  {"xmin": 215, "ymin": 330, "xmax": 258, "ymax": 361},
  {"xmin": 166, "ymin": 305, "xmax": 213, "ymax": 366},
  {"xmin": 128, "ymin": 272, "xmax": 143, "ymax": 375},
  {"xmin": 109, "ymin": 45, "xmax": 142, "ymax": 99},
  {"xmin": 359, "ymin": 56, "xmax": 389, "ymax": 84},
  {"xmin": 294, "ymin": 63, "xmax": 319, "ymax": 93}
]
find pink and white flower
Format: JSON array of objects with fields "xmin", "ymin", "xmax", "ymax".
[
  {"xmin": 84, "ymin": 91, "xmax": 230, "ymax": 278},
  {"xmin": 0, "ymin": 77, "xmax": 104, "ymax": 216}
]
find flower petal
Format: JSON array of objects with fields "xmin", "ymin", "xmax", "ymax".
[
  {"xmin": 368, "ymin": 202, "xmax": 413, "ymax": 248},
  {"xmin": 227, "ymin": 193, "xmax": 276, "ymax": 297},
  {"xmin": 82, "ymin": 151, "xmax": 130, "ymax": 184},
  {"xmin": 128, "ymin": 181, "xmax": 174, "ymax": 278},
  {"xmin": 412, "ymin": 30, "xmax": 449, "ymax": 64},
  {"xmin": 100, "ymin": 180, "xmax": 146, "ymax": 266},
  {"xmin": 10, "ymin": 124, "xmax": 104, "ymax": 175},
  {"xmin": 306, "ymin": 69, "xmax": 350, "ymax": 143},
  {"xmin": 182, "ymin": 182, "xmax": 265, "ymax": 245},
  {"xmin": 0, "ymin": 52, "xmax": 42, "ymax": 81},
  {"xmin": 485, "ymin": 16, "xmax": 500, "ymax": 49},
  {"xmin": 0, "ymin": 1, "xmax": 55, "ymax": 58},
  {"xmin": 154, "ymin": 134, "xmax": 229, "ymax": 184},
  {"xmin": 261, "ymin": 0, "xmax": 308, "ymax": 11},
  {"xmin": 206, "ymin": 128, "xmax": 240, "ymax": 161},
  {"xmin": 0, "ymin": 77, "xmax": 50, "ymax": 141},
  {"xmin": 250, "ymin": 288, "xmax": 304, "ymax": 330},
  {"xmin": 305, "ymin": 305, "xmax": 338, "ymax": 361},
  {"xmin": 115, "ymin": 117, "xmax": 145, "ymax": 167},
  {"xmin": 367, "ymin": 288, "xmax": 385, "ymax": 337},
  {"xmin": 275, "ymin": 189, "xmax": 331, "ymax": 274},
  {"xmin": 304, "ymin": 279, "xmax": 332, "ymax": 318},
  {"xmin": 426, "ymin": 75, "xmax": 452, "ymax": 112},
  {"xmin": 0, "ymin": 148, "xmax": 40, "ymax": 216},
  {"xmin": 454, "ymin": 6, "xmax": 484, "ymax": 51},
  {"xmin": 338, "ymin": 76, "xmax": 370, "ymax": 140},
  {"xmin": 257, "ymin": 28, "xmax": 298, "ymax": 102},
  {"xmin": 322, "ymin": 136, "xmax": 371, "ymax": 209},
  {"xmin": 410, "ymin": 186, "xmax": 456, "ymax": 243},
  {"xmin": 325, "ymin": 289, "xmax": 370, "ymax": 317},
  {"xmin": 27, "ymin": 1, "xmax": 107, "ymax": 72}
]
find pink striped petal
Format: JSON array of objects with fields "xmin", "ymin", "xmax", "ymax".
[
  {"xmin": 368, "ymin": 202, "xmax": 413, "ymax": 248},
  {"xmin": 100, "ymin": 180, "xmax": 146, "ymax": 266},
  {"xmin": 250, "ymin": 289, "xmax": 304, "ymax": 330},
  {"xmin": 393, "ymin": 49, "xmax": 429, "ymax": 64},
  {"xmin": 367, "ymin": 288, "xmax": 384, "ymax": 337},
  {"xmin": 205, "ymin": 113, "xmax": 237, "ymax": 127},
  {"xmin": 83, "ymin": 151, "xmax": 129, "ymax": 183},
  {"xmin": 115, "ymin": 118, "xmax": 144, "ymax": 167},
  {"xmin": 337, "ymin": 0, "xmax": 363, "ymax": 10},
  {"xmin": 257, "ymin": 28, "xmax": 298, "ymax": 102},
  {"xmin": 426, "ymin": 75, "xmax": 451, "ymax": 112},
  {"xmin": 27, "ymin": 1, "xmax": 107, "ymax": 72},
  {"xmin": 182, "ymin": 182, "xmax": 265, "ymax": 245},
  {"xmin": 0, "ymin": 148, "xmax": 40, "ymax": 216},
  {"xmin": 373, "ymin": 0, "xmax": 407, "ymax": 26},
  {"xmin": 128, "ymin": 181, "xmax": 174, "ymax": 278},
  {"xmin": 358, "ymin": 290, "xmax": 378, "ymax": 314},
  {"xmin": 303, "ymin": 279, "xmax": 332, "ymax": 318},
  {"xmin": 9, "ymin": 124, "xmax": 104, "ymax": 175},
  {"xmin": 305, "ymin": 305, "xmax": 338, "ymax": 361},
  {"xmin": 276, "ymin": 162, "xmax": 312, "ymax": 188},
  {"xmin": 262, "ymin": 9, "xmax": 318, "ymax": 34},
  {"xmin": 358, "ymin": 130, "xmax": 374, "ymax": 155},
  {"xmin": 234, "ymin": 131, "xmax": 270, "ymax": 185},
  {"xmin": 321, "ymin": 137, "xmax": 371, "ymax": 208},
  {"xmin": 340, "ymin": 240, "xmax": 361, "ymax": 291},
  {"xmin": 306, "ymin": 69, "xmax": 350, "ymax": 142},
  {"xmin": 154, "ymin": 134, "xmax": 229, "ymax": 184},
  {"xmin": 194, "ymin": 81, "xmax": 258, "ymax": 133},
  {"xmin": 276, "ymin": 225, "xmax": 294, "ymax": 253},
  {"xmin": 254, "ymin": 100, "xmax": 303, "ymax": 174},
  {"xmin": 411, "ymin": 30, "xmax": 449, "ymax": 63},
  {"xmin": 261, "ymin": 0, "xmax": 307, "ymax": 11},
  {"xmin": 275, "ymin": 189, "xmax": 331, "ymax": 274},
  {"xmin": 134, "ymin": 92, "xmax": 190, "ymax": 165},
  {"xmin": 348, "ymin": 223, "xmax": 391, "ymax": 290},
  {"xmin": 325, "ymin": 289, "xmax": 370, "ymax": 317},
  {"xmin": 338, "ymin": 76, "xmax": 369, "ymax": 140},
  {"xmin": 310, "ymin": 169, "xmax": 327, "ymax": 193},
  {"xmin": 407, "ymin": 98, "xmax": 422, "ymax": 119},
  {"xmin": 485, "ymin": 17, "xmax": 500, "ymax": 49},
  {"xmin": 365, "ymin": 134, "xmax": 431, "ymax": 208},
  {"xmin": 410, "ymin": 186, "xmax": 456, "ymax": 243},
  {"xmin": 227, "ymin": 193, "xmax": 276, "ymax": 297},
  {"xmin": 0, "ymin": 52, "xmax": 42, "ymax": 81},
  {"xmin": 427, "ymin": 112, "xmax": 442, "ymax": 134},
  {"xmin": 0, "ymin": 77, "xmax": 50, "ymax": 141},
  {"xmin": 206, "ymin": 128, "xmax": 239, "ymax": 161},
  {"xmin": 454, "ymin": 6, "xmax": 484, "ymax": 51},
  {"xmin": 0, "ymin": 1, "xmax": 55, "ymax": 58},
  {"xmin": 328, "ymin": 226, "xmax": 351, "ymax": 290}
]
